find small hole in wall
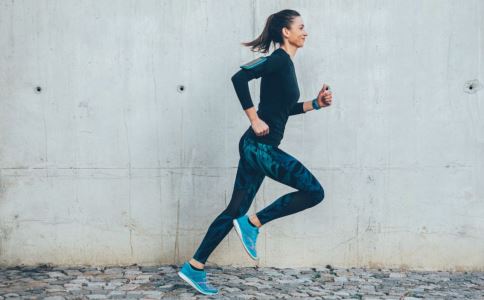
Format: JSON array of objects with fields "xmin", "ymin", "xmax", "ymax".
[
  {"xmin": 177, "ymin": 85, "xmax": 185, "ymax": 93},
  {"xmin": 35, "ymin": 86, "xmax": 42, "ymax": 93},
  {"xmin": 463, "ymin": 79, "xmax": 482, "ymax": 94}
]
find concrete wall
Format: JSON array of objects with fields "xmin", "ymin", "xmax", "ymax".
[{"xmin": 1, "ymin": 0, "xmax": 483, "ymax": 271}]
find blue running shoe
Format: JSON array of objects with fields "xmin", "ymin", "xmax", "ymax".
[
  {"xmin": 177, "ymin": 261, "xmax": 219, "ymax": 295},
  {"xmin": 233, "ymin": 215, "xmax": 259, "ymax": 260}
]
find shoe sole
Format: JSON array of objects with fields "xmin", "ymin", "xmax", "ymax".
[
  {"xmin": 233, "ymin": 219, "xmax": 259, "ymax": 260},
  {"xmin": 177, "ymin": 271, "xmax": 218, "ymax": 296}
]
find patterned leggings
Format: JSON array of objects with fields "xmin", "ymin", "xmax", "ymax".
[{"xmin": 192, "ymin": 132, "xmax": 325, "ymax": 264}]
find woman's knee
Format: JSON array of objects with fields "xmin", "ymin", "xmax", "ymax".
[
  {"xmin": 308, "ymin": 184, "xmax": 325, "ymax": 206},
  {"xmin": 223, "ymin": 205, "xmax": 242, "ymax": 219},
  {"xmin": 222, "ymin": 200, "xmax": 250, "ymax": 219}
]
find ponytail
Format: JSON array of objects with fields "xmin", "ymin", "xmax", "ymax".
[{"xmin": 241, "ymin": 9, "xmax": 300, "ymax": 53}]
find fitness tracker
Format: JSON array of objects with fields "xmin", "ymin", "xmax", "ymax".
[{"xmin": 312, "ymin": 98, "xmax": 321, "ymax": 110}]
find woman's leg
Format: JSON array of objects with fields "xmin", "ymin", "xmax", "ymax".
[
  {"xmin": 192, "ymin": 137, "xmax": 265, "ymax": 264},
  {"xmin": 253, "ymin": 145, "xmax": 325, "ymax": 226}
]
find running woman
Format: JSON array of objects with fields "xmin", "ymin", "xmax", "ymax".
[{"xmin": 177, "ymin": 9, "xmax": 333, "ymax": 295}]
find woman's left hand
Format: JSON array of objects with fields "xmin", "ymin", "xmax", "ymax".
[{"xmin": 317, "ymin": 84, "xmax": 333, "ymax": 107}]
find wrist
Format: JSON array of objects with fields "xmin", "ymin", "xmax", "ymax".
[
  {"xmin": 245, "ymin": 107, "xmax": 260, "ymax": 123},
  {"xmin": 249, "ymin": 115, "xmax": 260, "ymax": 124},
  {"xmin": 312, "ymin": 98, "xmax": 321, "ymax": 110}
]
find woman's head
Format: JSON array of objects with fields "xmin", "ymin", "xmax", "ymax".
[{"xmin": 242, "ymin": 9, "xmax": 308, "ymax": 53}]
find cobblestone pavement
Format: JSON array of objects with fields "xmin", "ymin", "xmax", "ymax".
[{"xmin": 0, "ymin": 264, "xmax": 482, "ymax": 299}]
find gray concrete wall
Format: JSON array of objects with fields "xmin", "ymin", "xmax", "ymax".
[{"xmin": 1, "ymin": 0, "xmax": 483, "ymax": 271}]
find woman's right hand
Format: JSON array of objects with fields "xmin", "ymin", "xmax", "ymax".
[{"xmin": 251, "ymin": 118, "xmax": 270, "ymax": 136}]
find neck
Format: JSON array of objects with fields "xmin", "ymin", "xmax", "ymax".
[{"xmin": 280, "ymin": 44, "xmax": 297, "ymax": 59}]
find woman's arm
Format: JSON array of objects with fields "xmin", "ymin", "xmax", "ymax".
[
  {"xmin": 289, "ymin": 86, "xmax": 333, "ymax": 116},
  {"xmin": 230, "ymin": 67, "xmax": 274, "ymax": 137},
  {"xmin": 230, "ymin": 54, "xmax": 287, "ymax": 113},
  {"xmin": 243, "ymin": 106, "xmax": 270, "ymax": 136},
  {"xmin": 289, "ymin": 101, "xmax": 313, "ymax": 116},
  {"xmin": 230, "ymin": 68, "xmax": 271, "ymax": 136},
  {"xmin": 243, "ymin": 106, "xmax": 259, "ymax": 123},
  {"xmin": 230, "ymin": 54, "xmax": 287, "ymax": 136},
  {"xmin": 231, "ymin": 70, "xmax": 256, "ymax": 111}
]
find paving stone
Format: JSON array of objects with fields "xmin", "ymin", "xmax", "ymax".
[
  {"xmin": 87, "ymin": 295, "xmax": 107, "ymax": 299},
  {"xmin": 227, "ymin": 293, "xmax": 257, "ymax": 299},
  {"xmin": 47, "ymin": 272, "xmax": 67, "ymax": 278},
  {"xmin": 222, "ymin": 286, "xmax": 242, "ymax": 292},
  {"xmin": 107, "ymin": 290, "xmax": 126, "ymax": 299},
  {"xmin": 124, "ymin": 270, "xmax": 143, "ymax": 280},
  {"xmin": 139, "ymin": 266, "xmax": 160, "ymax": 272},
  {"xmin": 157, "ymin": 283, "xmax": 174, "ymax": 290},
  {"xmin": 84, "ymin": 270, "xmax": 103, "ymax": 277},
  {"xmin": 389, "ymin": 272, "xmax": 406, "ymax": 278},
  {"xmin": 86, "ymin": 282, "xmax": 107, "ymax": 290},
  {"xmin": 177, "ymin": 292, "xmax": 195, "ymax": 298},
  {"xmin": 104, "ymin": 268, "xmax": 124, "ymax": 275},
  {"xmin": 2, "ymin": 294, "xmax": 20, "ymax": 298},
  {"xmin": 117, "ymin": 284, "xmax": 140, "ymax": 291},
  {"xmin": 141, "ymin": 290, "xmax": 163, "ymax": 297},
  {"xmin": 45, "ymin": 285, "xmax": 66, "ymax": 293},
  {"xmin": 157, "ymin": 266, "xmax": 176, "ymax": 273},
  {"xmin": 63, "ymin": 283, "xmax": 82, "ymax": 291},
  {"xmin": 334, "ymin": 276, "xmax": 348, "ymax": 283},
  {"xmin": 130, "ymin": 279, "xmax": 150, "ymax": 284},
  {"xmin": 70, "ymin": 278, "xmax": 89, "ymax": 285},
  {"xmin": 334, "ymin": 290, "xmax": 351, "ymax": 297},
  {"xmin": 126, "ymin": 290, "xmax": 145, "ymax": 298},
  {"xmin": 89, "ymin": 289, "xmax": 109, "ymax": 295},
  {"xmin": 64, "ymin": 269, "xmax": 83, "ymax": 276},
  {"xmin": 289, "ymin": 290, "xmax": 310, "ymax": 297}
]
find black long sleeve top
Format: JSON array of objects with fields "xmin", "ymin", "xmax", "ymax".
[{"xmin": 231, "ymin": 47, "xmax": 305, "ymax": 147}]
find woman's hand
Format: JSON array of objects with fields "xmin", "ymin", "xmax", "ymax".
[
  {"xmin": 251, "ymin": 118, "xmax": 270, "ymax": 136},
  {"xmin": 317, "ymin": 84, "xmax": 333, "ymax": 107}
]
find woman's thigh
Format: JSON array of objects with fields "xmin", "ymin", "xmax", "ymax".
[
  {"xmin": 256, "ymin": 145, "xmax": 322, "ymax": 193},
  {"xmin": 222, "ymin": 136, "xmax": 265, "ymax": 217},
  {"xmin": 233, "ymin": 154, "xmax": 265, "ymax": 192},
  {"xmin": 237, "ymin": 134, "xmax": 265, "ymax": 183}
]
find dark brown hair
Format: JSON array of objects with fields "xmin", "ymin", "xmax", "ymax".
[{"xmin": 241, "ymin": 9, "xmax": 301, "ymax": 53}]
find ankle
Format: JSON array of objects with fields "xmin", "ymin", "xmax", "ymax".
[
  {"xmin": 249, "ymin": 215, "xmax": 262, "ymax": 228},
  {"xmin": 189, "ymin": 258, "xmax": 205, "ymax": 269}
]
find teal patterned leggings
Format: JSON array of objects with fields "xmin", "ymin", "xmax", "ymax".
[{"xmin": 193, "ymin": 132, "xmax": 325, "ymax": 264}]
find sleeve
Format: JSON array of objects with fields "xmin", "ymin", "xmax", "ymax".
[
  {"xmin": 289, "ymin": 102, "xmax": 306, "ymax": 116},
  {"xmin": 231, "ymin": 54, "xmax": 287, "ymax": 110}
]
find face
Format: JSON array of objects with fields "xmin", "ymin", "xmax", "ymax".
[{"xmin": 283, "ymin": 16, "xmax": 308, "ymax": 48}]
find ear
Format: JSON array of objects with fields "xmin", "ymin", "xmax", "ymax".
[{"xmin": 282, "ymin": 26, "xmax": 290, "ymax": 38}]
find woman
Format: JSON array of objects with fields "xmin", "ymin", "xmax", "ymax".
[{"xmin": 177, "ymin": 9, "xmax": 333, "ymax": 295}]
